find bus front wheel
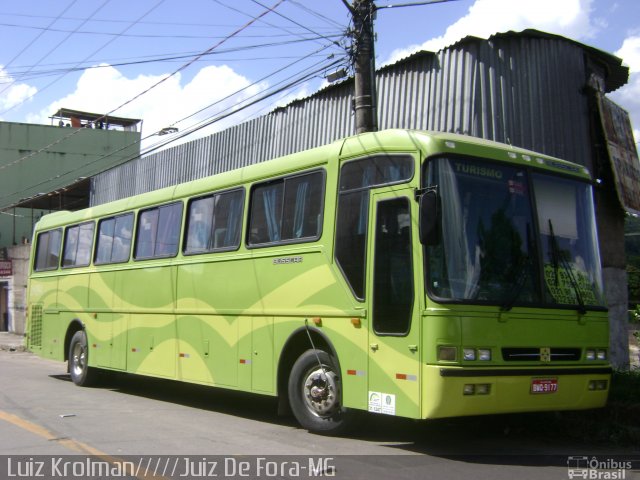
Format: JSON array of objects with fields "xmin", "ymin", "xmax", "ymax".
[
  {"xmin": 68, "ymin": 330, "xmax": 98, "ymax": 386},
  {"xmin": 288, "ymin": 349, "xmax": 352, "ymax": 435}
]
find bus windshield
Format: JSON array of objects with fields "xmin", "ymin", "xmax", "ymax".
[{"xmin": 425, "ymin": 157, "xmax": 605, "ymax": 310}]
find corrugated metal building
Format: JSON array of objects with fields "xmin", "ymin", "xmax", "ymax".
[
  {"xmin": 90, "ymin": 29, "xmax": 633, "ymax": 368},
  {"xmin": 91, "ymin": 29, "xmax": 627, "ymax": 204}
]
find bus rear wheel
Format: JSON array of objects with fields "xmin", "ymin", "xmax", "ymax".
[
  {"xmin": 288, "ymin": 349, "xmax": 352, "ymax": 435},
  {"xmin": 69, "ymin": 330, "xmax": 98, "ymax": 386}
]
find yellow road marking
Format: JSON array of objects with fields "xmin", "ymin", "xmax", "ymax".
[{"xmin": 0, "ymin": 410, "xmax": 165, "ymax": 479}]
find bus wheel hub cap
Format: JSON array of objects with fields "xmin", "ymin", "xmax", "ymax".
[{"xmin": 303, "ymin": 369, "xmax": 338, "ymax": 416}]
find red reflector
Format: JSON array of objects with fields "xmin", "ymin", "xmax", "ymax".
[
  {"xmin": 396, "ymin": 373, "xmax": 407, "ymax": 380},
  {"xmin": 347, "ymin": 369, "xmax": 357, "ymax": 375}
]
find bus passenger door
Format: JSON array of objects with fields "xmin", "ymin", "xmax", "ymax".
[{"xmin": 366, "ymin": 190, "xmax": 421, "ymax": 419}]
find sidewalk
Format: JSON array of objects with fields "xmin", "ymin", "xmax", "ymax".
[{"xmin": 0, "ymin": 332, "xmax": 26, "ymax": 352}]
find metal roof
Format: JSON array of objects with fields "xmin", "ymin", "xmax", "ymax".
[
  {"xmin": 51, "ymin": 108, "xmax": 142, "ymax": 128},
  {"xmin": 91, "ymin": 29, "xmax": 631, "ymax": 205},
  {"xmin": 380, "ymin": 29, "xmax": 629, "ymax": 93}
]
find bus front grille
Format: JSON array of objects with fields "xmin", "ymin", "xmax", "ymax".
[{"xmin": 501, "ymin": 347, "xmax": 581, "ymax": 362}]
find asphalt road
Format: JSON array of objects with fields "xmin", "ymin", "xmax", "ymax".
[{"xmin": 0, "ymin": 350, "xmax": 637, "ymax": 480}]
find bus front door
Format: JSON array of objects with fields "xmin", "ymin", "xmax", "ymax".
[{"xmin": 366, "ymin": 190, "xmax": 421, "ymax": 419}]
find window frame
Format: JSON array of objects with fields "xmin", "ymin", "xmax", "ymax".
[
  {"xmin": 133, "ymin": 201, "xmax": 184, "ymax": 261},
  {"xmin": 94, "ymin": 212, "xmax": 135, "ymax": 266},
  {"xmin": 61, "ymin": 221, "xmax": 95, "ymax": 269},
  {"xmin": 33, "ymin": 228, "xmax": 63, "ymax": 272},
  {"xmin": 334, "ymin": 153, "xmax": 416, "ymax": 301},
  {"xmin": 246, "ymin": 168, "xmax": 326, "ymax": 249},
  {"xmin": 183, "ymin": 187, "xmax": 246, "ymax": 256}
]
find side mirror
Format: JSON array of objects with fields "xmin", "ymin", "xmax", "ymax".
[{"xmin": 419, "ymin": 189, "xmax": 440, "ymax": 246}]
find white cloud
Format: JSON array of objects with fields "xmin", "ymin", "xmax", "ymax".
[
  {"xmin": 0, "ymin": 66, "xmax": 38, "ymax": 114},
  {"xmin": 386, "ymin": 0, "xmax": 597, "ymax": 64},
  {"xmin": 611, "ymin": 36, "xmax": 640, "ymax": 152},
  {"xmin": 26, "ymin": 63, "xmax": 264, "ymax": 148},
  {"xmin": 616, "ymin": 36, "xmax": 640, "ymax": 73}
]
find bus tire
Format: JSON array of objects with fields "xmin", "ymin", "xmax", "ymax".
[
  {"xmin": 288, "ymin": 349, "xmax": 352, "ymax": 435},
  {"xmin": 68, "ymin": 330, "xmax": 98, "ymax": 387}
]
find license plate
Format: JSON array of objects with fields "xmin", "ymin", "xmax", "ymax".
[{"xmin": 531, "ymin": 378, "xmax": 558, "ymax": 394}]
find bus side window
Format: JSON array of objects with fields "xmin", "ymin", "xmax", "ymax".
[
  {"xmin": 34, "ymin": 229, "xmax": 63, "ymax": 271},
  {"xmin": 335, "ymin": 154, "xmax": 414, "ymax": 300},
  {"xmin": 184, "ymin": 189, "xmax": 244, "ymax": 254},
  {"xmin": 96, "ymin": 213, "xmax": 133, "ymax": 264},
  {"xmin": 63, "ymin": 222, "xmax": 94, "ymax": 268},
  {"xmin": 135, "ymin": 202, "xmax": 182, "ymax": 259},
  {"xmin": 248, "ymin": 170, "xmax": 324, "ymax": 247}
]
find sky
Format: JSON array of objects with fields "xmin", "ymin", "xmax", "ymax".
[{"xmin": 0, "ymin": 0, "xmax": 639, "ymax": 153}]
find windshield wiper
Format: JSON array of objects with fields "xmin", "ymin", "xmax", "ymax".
[{"xmin": 548, "ymin": 219, "xmax": 586, "ymax": 315}]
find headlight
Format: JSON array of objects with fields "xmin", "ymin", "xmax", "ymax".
[
  {"xmin": 463, "ymin": 348, "xmax": 476, "ymax": 361},
  {"xmin": 478, "ymin": 349, "xmax": 492, "ymax": 361},
  {"xmin": 585, "ymin": 349, "xmax": 596, "ymax": 361},
  {"xmin": 438, "ymin": 346, "xmax": 457, "ymax": 361},
  {"xmin": 596, "ymin": 349, "xmax": 607, "ymax": 361}
]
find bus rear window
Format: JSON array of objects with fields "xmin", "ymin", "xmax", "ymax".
[{"xmin": 34, "ymin": 229, "xmax": 62, "ymax": 271}]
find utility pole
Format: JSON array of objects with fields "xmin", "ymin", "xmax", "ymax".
[{"xmin": 345, "ymin": 0, "xmax": 378, "ymax": 134}]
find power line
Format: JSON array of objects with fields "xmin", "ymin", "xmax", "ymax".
[
  {"xmin": 0, "ymin": 53, "xmax": 346, "ymax": 207},
  {"xmin": 0, "ymin": 0, "xmax": 287, "ymax": 178},
  {"xmin": 0, "ymin": 0, "xmax": 81, "ymax": 99},
  {"xmin": 288, "ymin": 1, "xmax": 347, "ymax": 30},
  {"xmin": 249, "ymin": 0, "xmax": 342, "ymax": 46},
  {"xmin": 0, "ymin": 0, "xmax": 168, "ymax": 117},
  {"xmin": 0, "ymin": 10, "xmax": 340, "ymax": 31},
  {"xmin": 375, "ymin": 0, "xmax": 462, "ymax": 9},
  {"xmin": 0, "ymin": 1, "xmax": 110, "ymax": 100},
  {"xmin": 1, "ymin": 35, "xmax": 344, "ymax": 82},
  {"xmin": 0, "ymin": 20, "xmax": 341, "ymax": 40}
]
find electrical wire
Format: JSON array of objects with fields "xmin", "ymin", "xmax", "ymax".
[
  {"xmin": 0, "ymin": 53, "xmax": 346, "ymax": 207},
  {"xmin": 0, "ymin": 1, "xmax": 110, "ymax": 100},
  {"xmin": 0, "ymin": 0, "xmax": 79, "ymax": 80},
  {"xmin": 0, "ymin": 0, "xmax": 288, "ymax": 178},
  {"xmin": 0, "ymin": 34, "xmax": 344, "ymax": 83},
  {"xmin": 0, "ymin": 20, "xmax": 340, "ymax": 40},
  {"xmin": 288, "ymin": 0, "xmax": 347, "ymax": 30},
  {"xmin": 0, "ymin": 10, "xmax": 341, "ymax": 31},
  {"xmin": 249, "ymin": 0, "xmax": 342, "ymax": 46},
  {"xmin": 376, "ymin": 0, "xmax": 462, "ymax": 9},
  {"xmin": 0, "ymin": 0, "xmax": 168, "ymax": 117}
]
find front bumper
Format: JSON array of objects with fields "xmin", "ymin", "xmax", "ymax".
[{"xmin": 422, "ymin": 365, "xmax": 611, "ymax": 419}]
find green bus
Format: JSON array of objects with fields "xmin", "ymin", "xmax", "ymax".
[{"xmin": 26, "ymin": 129, "xmax": 611, "ymax": 435}]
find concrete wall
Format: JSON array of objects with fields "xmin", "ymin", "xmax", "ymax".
[{"xmin": 4, "ymin": 245, "xmax": 30, "ymax": 335}]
